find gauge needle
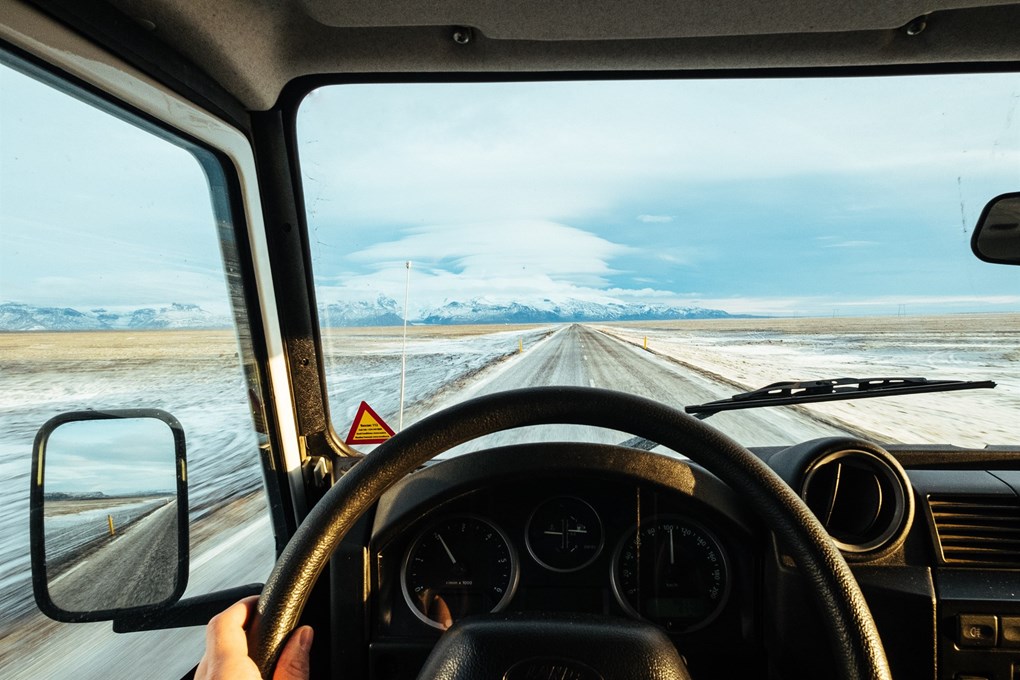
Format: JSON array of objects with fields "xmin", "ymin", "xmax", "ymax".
[
  {"xmin": 437, "ymin": 533, "xmax": 457, "ymax": 564},
  {"xmin": 668, "ymin": 527, "xmax": 675, "ymax": 565}
]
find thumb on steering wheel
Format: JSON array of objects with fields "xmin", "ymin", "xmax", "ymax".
[{"xmin": 273, "ymin": 626, "xmax": 313, "ymax": 680}]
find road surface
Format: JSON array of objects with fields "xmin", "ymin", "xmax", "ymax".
[
  {"xmin": 445, "ymin": 324, "xmax": 850, "ymax": 454},
  {"xmin": 48, "ymin": 502, "xmax": 179, "ymax": 612}
]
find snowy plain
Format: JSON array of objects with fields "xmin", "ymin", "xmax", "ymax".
[
  {"xmin": 0, "ymin": 315, "xmax": 1017, "ymax": 678},
  {"xmin": 0, "ymin": 325, "xmax": 551, "ymax": 678}
]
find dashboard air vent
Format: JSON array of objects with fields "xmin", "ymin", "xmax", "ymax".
[
  {"xmin": 800, "ymin": 447, "xmax": 912, "ymax": 556},
  {"xmin": 928, "ymin": 495, "xmax": 1020, "ymax": 568}
]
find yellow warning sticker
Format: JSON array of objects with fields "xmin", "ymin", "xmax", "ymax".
[{"xmin": 345, "ymin": 401, "xmax": 395, "ymax": 445}]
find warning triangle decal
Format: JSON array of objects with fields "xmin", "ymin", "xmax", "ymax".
[{"xmin": 345, "ymin": 401, "xmax": 396, "ymax": 445}]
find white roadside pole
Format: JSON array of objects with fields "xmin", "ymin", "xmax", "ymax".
[{"xmin": 399, "ymin": 260, "xmax": 411, "ymax": 430}]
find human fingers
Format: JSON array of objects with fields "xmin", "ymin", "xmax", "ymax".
[
  {"xmin": 206, "ymin": 596, "xmax": 259, "ymax": 653},
  {"xmin": 195, "ymin": 597, "xmax": 261, "ymax": 680},
  {"xmin": 273, "ymin": 626, "xmax": 314, "ymax": 680}
]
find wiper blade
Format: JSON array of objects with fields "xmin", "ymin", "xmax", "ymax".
[{"xmin": 686, "ymin": 376, "xmax": 996, "ymax": 417}]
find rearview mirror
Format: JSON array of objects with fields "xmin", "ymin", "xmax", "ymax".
[
  {"xmin": 30, "ymin": 410, "xmax": 189, "ymax": 623},
  {"xmin": 971, "ymin": 191, "xmax": 1020, "ymax": 265}
]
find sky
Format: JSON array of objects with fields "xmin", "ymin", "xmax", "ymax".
[
  {"xmin": 1, "ymin": 62, "xmax": 1018, "ymax": 318},
  {"xmin": 298, "ymin": 76, "xmax": 1020, "ymax": 316},
  {"xmin": 0, "ymin": 64, "xmax": 232, "ymax": 314},
  {"xmin": 43, "ymin": 417, "xmax": 178, "ymax": 495}
]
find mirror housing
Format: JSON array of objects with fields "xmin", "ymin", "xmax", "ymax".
[
  {"xmin": 971, "ymin": 191, "xmax": 1020, "ymax": 265},
  {"xmin": 30, "ymin": 409, "xmax": 189, "ymax": 623}
]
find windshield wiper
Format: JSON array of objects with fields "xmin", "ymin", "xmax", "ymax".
[{"xmin": 686, "ymin": 376, "xmax": 996, "ymax": 418}]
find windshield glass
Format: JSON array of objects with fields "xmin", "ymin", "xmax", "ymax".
[{"xmin": 297, "ymin": 75, "xmax": 1019, "ymax": 453}]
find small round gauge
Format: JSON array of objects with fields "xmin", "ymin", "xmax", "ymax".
[
  {"xmin": 525, "ymin": 496, "xmax": 604, "ymax": 572},
  {"xmin": 612, "ymin": 516, "xmax": 729, "ymax": 632},
  {"xmin": 401, "ymin": 514, "xmax": 518, "ymax": 630}
]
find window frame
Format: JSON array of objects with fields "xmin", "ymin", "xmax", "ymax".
[{"xmin": 0, "ymin": 8, "xmax": 302, "ymax": 540}]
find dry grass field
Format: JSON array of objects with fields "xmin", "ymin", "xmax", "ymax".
[{"xmin": 0, "ymin": 329, "xmax": 240, "ymax": 363}]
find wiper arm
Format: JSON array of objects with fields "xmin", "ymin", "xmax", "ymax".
[{"xmin": 686, "ymin": 376, "xmax": 996, "ymax": 418}]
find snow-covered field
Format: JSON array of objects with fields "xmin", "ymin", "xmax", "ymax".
[
  {"xmin": 0, "ymin": 326, "xmax": 551, "ymax": 677},
  {"xmin": 597, "ymin": 313, "xmax": 1020, "ymax": 447},
  {"xmin": 0, "ymin": 316, "xmax": 1016, "ymax": 678},
  {"xmin": 320, "ymin": 325, "xmax": 556, "ymax": 433}
]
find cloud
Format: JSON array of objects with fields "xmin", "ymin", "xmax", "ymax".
[
  {"xmin": 315, "ymin": 220, "xmax": 644, "ymax": 309},
  {"xmin": 5, "ymin": 65, "xmax": 1019, "ymax": 321},
  {"xmin": 689, "ymin": 294, "xmax": 1020, "ymax": 316}
]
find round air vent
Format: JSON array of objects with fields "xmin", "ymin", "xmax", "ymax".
[
  {"xmin": 800, "ymin": 446, "xmax": 913, "ymax": 556},
  {"xmin": 768, "ymin": 437, "xmax": 915, "ymax": 559}
]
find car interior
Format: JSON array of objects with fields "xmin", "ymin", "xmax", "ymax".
[{"xmin": 2, "ymin": 2, "xmax": 1020, "ymax": 680}]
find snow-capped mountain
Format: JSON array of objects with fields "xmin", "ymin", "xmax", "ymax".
[
  {"xmin": 0, "ymin": 302, "xmax": 231, "ymax": 331},
  {"xmin": 319, "ymin": 295, "xmax": 405, "ymax": 327},
  {"xmin": 2, "ymin": 296, "xmax": 736, "ymax": 331},
  {"xmin": 318, "ymin": 296, "xmax": 734, "ymax": 326},
  {"xmin": 419, "ymin": 298, "xmax": 734, "ymax": 325}
]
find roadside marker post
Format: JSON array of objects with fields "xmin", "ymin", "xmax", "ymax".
[
  {"xmin": 644, "ymin": 336, "xmax": 648, "ymax": 350},
  {"xmin": 108, "ymin": 515, "xmax": 115, "ymax": 536}
]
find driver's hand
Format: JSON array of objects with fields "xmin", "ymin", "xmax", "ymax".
[{"xmin": 195, "ymin": 596, "xmax": 313, "ymax": 680}]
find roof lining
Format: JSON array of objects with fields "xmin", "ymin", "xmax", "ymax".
[{"xmin": 90, "ymin": 0, "xmax": 1020, "ymax": 110}]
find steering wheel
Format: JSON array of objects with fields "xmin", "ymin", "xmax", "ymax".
[{"xmin": 247, "ymin": 387, "xmax": 891, "ymax": 679}]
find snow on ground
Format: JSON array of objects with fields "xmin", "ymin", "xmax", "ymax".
[
  {"xmin": 596, "ymin": 313, "xmax": 1020, "ymax": 447},
  {"xmin": 321, "ymin": 326, "xmax": 556, "ymax": 441},
  {"xmin": 0, "ymin": 317, "xmax": 1016, "ymax": 678},
  {"xmin": 0, "ymin": 325, "xmax": 553, "ymax": 676}
]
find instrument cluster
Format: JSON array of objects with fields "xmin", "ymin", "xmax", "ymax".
[{"xmin": 374, "ymin": 477, "xmax": 750, "ymax": 638}]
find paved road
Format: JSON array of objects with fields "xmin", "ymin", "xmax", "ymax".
[
  {"xmin": 48, "ymin": 501, "xmax": 180, "ymax": 612},
  {"xmin": 448, "ymin": 324, "xmax": 849, "ymax": 453}
]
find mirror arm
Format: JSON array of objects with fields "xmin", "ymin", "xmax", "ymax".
[{"xmin": 111, "ymin": 583, "xmax": 263, "ymax": 633}]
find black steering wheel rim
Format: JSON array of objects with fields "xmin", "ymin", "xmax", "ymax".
[{"xmin": 248, "ymin": 386, "xmax": 891, "ymax": 679}]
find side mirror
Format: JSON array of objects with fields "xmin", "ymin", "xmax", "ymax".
[
  {"xmin": 972, "ymin": 191, "xmax": 1020, "ymax": 265},
  {"xmin": 30, "ymin": 409, "xmax": 189, "ymax": 623}
]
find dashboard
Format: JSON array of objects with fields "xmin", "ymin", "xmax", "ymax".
[
  {"xmin": 340, "ymin": 439, "xmax": 1020, "ymax": 680},
  {"xmin": 365, "ymin": 443, "xmax": 763, "ymax": 678}
]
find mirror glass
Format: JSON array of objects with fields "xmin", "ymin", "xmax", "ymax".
[
  {"xmin": 972, "ymin": 192, "xmax": 1020, "ymax": 264},
  {"xmin": 35, "ymin": 413, "xmax": 187, "ymax": 618}
]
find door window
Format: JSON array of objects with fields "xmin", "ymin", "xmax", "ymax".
[{"xmin": 0, "ymin": 58, "xmax": 275, "ymax": 678}]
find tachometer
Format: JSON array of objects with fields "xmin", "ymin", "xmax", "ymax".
[
  {"xmin": 612, "ymin": 516, "xmax": 728, "ymax": 632},
  {"xmin": 401, "ymin": 514, "xmax": 518, "ymax": 630}
]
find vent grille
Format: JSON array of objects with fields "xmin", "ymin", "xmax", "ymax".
[
  {"xmin": 928, "ymin": 495, "xmax": 1020, "ymax": 568},
  {"xmin": 799, "ymin": 448, "xmax": 911, "ymax": 556}
]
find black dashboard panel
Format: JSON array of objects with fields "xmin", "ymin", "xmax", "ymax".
[
  {"xmin": 353, "ymin": 441, "xmax": 1020, "ymax": 680},
  {"xmin": 368, "ymin": 444, "xmax": 765, "ymax": 679}
]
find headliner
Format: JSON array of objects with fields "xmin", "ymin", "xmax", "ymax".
[{"xmin": 78, "ymin": 0, "xmax": 1020, "ymax": 109}]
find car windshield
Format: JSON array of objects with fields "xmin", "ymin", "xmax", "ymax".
[{"xmin": 297, "ymin": 75, "xmax": 1020, "ymax": 453}]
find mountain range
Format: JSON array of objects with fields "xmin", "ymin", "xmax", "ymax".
[
  {"xmin": 1, "ymin": 297, "xmax": 737, "ymax": 331},
  {"xmin": 0, "ymin": 302, "xmax": 231, "ymax": 331},
  {"xmin": 417, "ymin": 297, "xmax": 735, "ymax": 325}
]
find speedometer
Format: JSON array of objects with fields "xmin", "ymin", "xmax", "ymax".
[
  {"xmin": 401, "ymin": 515, "xmax": 518, "ymax": 630},
  {"xmin": 612, "ymin": 516, "xmax": 729, "ymax": 632}
]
